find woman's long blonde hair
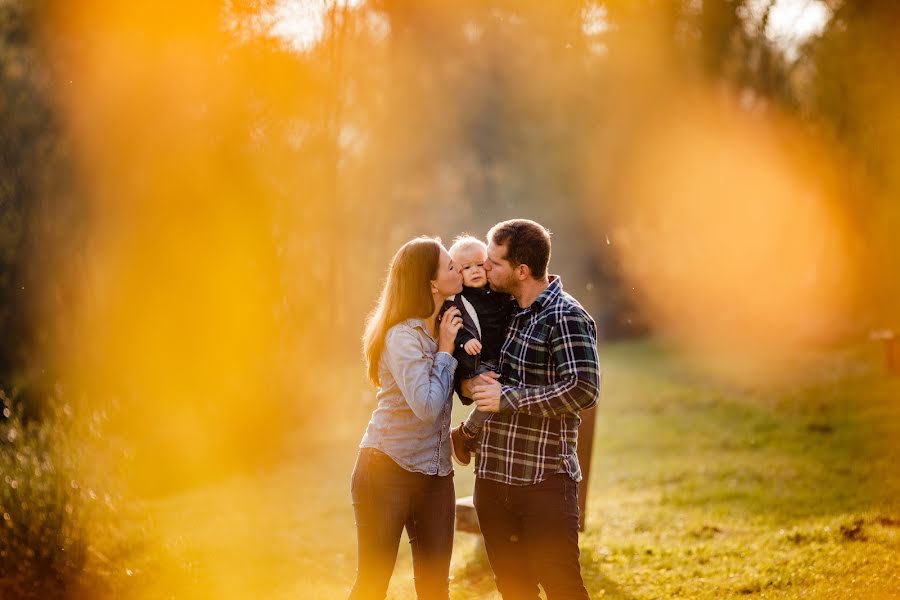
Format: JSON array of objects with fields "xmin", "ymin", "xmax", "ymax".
[{"xmin": 363, "ymin": 237, "xmax": 441, "ymax": 386}]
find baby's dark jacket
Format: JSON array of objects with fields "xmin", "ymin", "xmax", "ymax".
[{"xmin": 440, "ymin": 285, "xmax": 514, "ymax": 404}]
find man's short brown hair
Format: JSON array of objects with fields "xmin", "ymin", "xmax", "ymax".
[{"xmin": 488, "ymin": 219, "xmax": 551, "ymax": 279}]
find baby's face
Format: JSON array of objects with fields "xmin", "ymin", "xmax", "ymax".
[{"xmin": 455, "ymin": 247, "xmax": 488, "ymax": 288}]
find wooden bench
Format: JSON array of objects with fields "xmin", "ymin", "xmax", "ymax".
[{"xmin": 455, "ymin": 405, "xmax": 598, "ymax": 534}]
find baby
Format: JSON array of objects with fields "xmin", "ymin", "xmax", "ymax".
[{"xmin": 445, "ymin": 235, "xmax": 513, "ymax": 466}]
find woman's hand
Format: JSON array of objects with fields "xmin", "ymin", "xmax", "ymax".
[
  {"xmin": 464, "ymin": 339, "xmax": 482, "ymax": 356},
  {"xmin": 438, "ymin": 306, "xmax": 463, "ymax": 354}
]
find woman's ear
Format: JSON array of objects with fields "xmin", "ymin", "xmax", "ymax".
[{"xmin": 431, "ymin": 280, "xmax": 439, "ymax": 294}]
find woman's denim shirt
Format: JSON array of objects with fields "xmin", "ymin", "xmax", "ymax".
[{"xmin": 360, "ymin": 318, "xmax": 458, "ymax": 476}]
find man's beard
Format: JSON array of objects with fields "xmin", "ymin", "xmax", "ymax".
[{"xmin": 489, "ymin": 274, "xmax": 517, "ymax": 295}]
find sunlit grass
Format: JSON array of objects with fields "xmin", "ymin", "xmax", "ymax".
[
  {"xmin": 580, "ymin": 340, "xmax": 900, "ymax": 599},
  {"xmin": 102, "ymin": 340, "xmax": 900, "ymax": 599}
]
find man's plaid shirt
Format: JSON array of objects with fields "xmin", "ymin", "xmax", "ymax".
[{"xmin": 475, "ymin": 276, "xmax": 601, "ymax": 485}]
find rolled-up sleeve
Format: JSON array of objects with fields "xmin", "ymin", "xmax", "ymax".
[{"xmin": 385, "ymin": 326, "xmax": 458, "ymax": 423}]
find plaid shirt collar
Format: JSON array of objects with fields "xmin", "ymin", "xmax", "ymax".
[{"xmin": 513, "ymin": 275, "xmax": 562, "ymax": 315}]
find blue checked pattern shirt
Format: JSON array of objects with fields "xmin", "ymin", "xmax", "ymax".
[
  {"xmin": 360, "ymin": 319, "xmax": 458, "ymax": 476},
  {"xmin": 475, "ymin": 276, "xmax": 601, "ymax": 485}
]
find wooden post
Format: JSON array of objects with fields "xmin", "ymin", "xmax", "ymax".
[
  {"xmin": 871, "ymin": 330, "xmax": 900, "ymax": 375},
  {"xmin": 885, "ymin": 334, "xmax": 900, "ymax": 375},
  {"xmin": 575, "ymin": 405, "xmax": 597, "ymax": 532},
  {"xmin": 455, "ymin": 404, "xmax": 598, "ymax": 534}
]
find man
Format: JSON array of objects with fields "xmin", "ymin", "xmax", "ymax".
[{"xmin": 458, "ymin": 219, "xmax": 600, "ymax": 600}]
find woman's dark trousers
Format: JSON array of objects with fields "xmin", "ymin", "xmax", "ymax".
[{"xmin": 349, "ymin": 448, "xmax": 455, "ymax": 600}]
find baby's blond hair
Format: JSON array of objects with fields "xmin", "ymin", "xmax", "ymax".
[{"xmin": 448, "ymin": 234, "xmax": 486, "ymax": 259}]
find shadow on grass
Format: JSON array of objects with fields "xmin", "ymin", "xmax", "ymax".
[
  {"xmin": 451, "ymin": 537, "xmax": 636, "ymax": 600},
  {"xmin": 581, "ymin": 547, "xmax": 639, "ymax": 600}
]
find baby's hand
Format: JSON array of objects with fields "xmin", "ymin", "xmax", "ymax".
[{"xmin": 464, "ymin": 339, "xmax": 482, "ymax": 356}]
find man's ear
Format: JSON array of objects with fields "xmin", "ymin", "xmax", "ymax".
[{"xmin": 516, "ymin": 263, "xmax": 531, "ymax": 281}]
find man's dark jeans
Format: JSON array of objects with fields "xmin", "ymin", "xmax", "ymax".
[
  {"xmin": 474, "ymin": 474, "xmax": 589, "ymax": 600},
  {"xmin": 349, "ymin": 448, "xmax": 455, "ymax": 600}
]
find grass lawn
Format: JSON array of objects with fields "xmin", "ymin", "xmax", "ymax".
[{"xmin": 126, "ymin": 340, "xmax": 900, "ymax": 599}]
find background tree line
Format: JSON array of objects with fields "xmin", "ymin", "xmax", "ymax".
[{"xmin": 0, "ymin": 0, "xmax": 897, "ymax": 441}]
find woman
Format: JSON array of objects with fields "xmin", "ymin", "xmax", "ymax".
[{"xmin": 351, "ymin": 236, "xmax": 464, "ymax": 600}]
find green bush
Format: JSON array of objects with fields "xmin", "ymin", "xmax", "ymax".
[{"xmin": 0, "ymin": 389, "xmax": 135, "ymax": 599}]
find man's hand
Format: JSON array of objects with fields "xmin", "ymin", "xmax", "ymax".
[
  {"xmin": 472, "ymin": 375, "xmax": 502, "ymax": 413},
  {"xmin": 460, "ymin": 371, "xmax": 500, "ymax": 399},
  {"xmin": 463, "ymin": 339, "xmax": 482, "ymax": 356}
]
